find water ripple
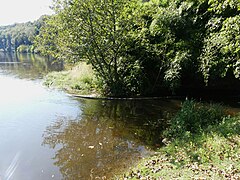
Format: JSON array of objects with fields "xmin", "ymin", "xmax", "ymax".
[{"xmin": 4, "ymin": 152, "xmax": 21, "ymax": 180}]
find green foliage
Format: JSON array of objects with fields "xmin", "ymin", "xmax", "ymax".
[
  {"xmin": 16, "ymin": 45, "xmax": 35, "ymax": 53},
  {"xmin": 124, "ymin": 0, "xmax": 209, "ymax": 94},
  {"xmin": 164, "ymin": 100, "xmax": 225, "ymax": 139},
  {"xmin": 35, "ymin": 0, "xmax": 240, "ymax": 96},
  {"xmin": 44, "ymin": 62, "xmax": 99, "ymax": 95},
  {"xmin": 123, "ymin": 111, "xmax": 240, "ymax": 179},
  {"xmin": 0, "ymin": 17, "xmax": 46, "ymax": 52},
  {"xmin": 36, "ymin": 0, "xmax": 147, "ymax": 96},
  {"xmin": 200, "ymin": 0, "xmax": 240, "ymax": 83},
  {"xmin": 34, "ymin": 15, "xmax": 63, "ymax": 58},
  {"xmin": 208, "ymin": 0, "xmax": 240, "ymax": 15}
]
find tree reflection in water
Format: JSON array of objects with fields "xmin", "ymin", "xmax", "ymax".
[
  {"xmin": 0, "ymin": 52, "xmax": 63, "ymax": 79},
  {"xmin": 42, "ymin": 99, "xmax": 179, "ymax": 179}
]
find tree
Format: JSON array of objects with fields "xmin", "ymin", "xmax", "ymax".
[
  {"xmin": 37, "ymin": 0, "xmax": 144, "ymax": 96},
  {"xmin": 35, "ymin": 0, "xmax": 239, "ymax": 96},
  {"xmin": 124, "ymin": 0, "xmax": 209, "ymax": 93},
  {"xmin": 34, "ymin": 15, "xmax": 62, "ymax": 58},
  {"xmin": 200, "ymin": 0, "xmax": 240, "ymax": 83},
  {"xmin": 0, "ymin": 18, "xmax": 46, "ymax": 53}
]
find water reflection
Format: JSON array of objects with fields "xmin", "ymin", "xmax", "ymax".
[
  {"xmin": 0, "ymin": 74, "xmax": 80, "ymax": 179},
  {"xmin": 0, "ymin": 52, "xmax": 63, "ymax": 79},
  {"xmin": 43, "ymin": 99, "xmax": 179, "ymax": 179},
  {"xmin": 0, "ymin": 52, "xmax": 181, "ymax": 179}
]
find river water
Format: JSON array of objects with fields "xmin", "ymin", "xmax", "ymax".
[
  {"xmin": 1, "ymin": 53, "xmax": 238, "ymax": 179},
  {"xmin": 0, "ymin": 53, "xmax": 182, "ymax": 179}
]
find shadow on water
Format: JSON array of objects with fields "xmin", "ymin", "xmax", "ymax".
[
  {"xmin": 42, "ymin": 99, "xmax": 180, "ymax": 179},
  {"xmin": 0, "ymin": 52, "xmax": 239, "ymax": 179},
  {"xmin": 0, "ymin": 52, "xmax": 63, "ymax": 79}
]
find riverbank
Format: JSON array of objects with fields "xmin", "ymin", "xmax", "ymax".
[
  {"xmin": 44, "ymin": 62, "xmax": 101, "ymax": 96},
  {"xmin": 120, "ymin": 100, "xmax": 240, "ymax": 179},
  {"xmin": 43, "ymin": 67, "xmax": 240, "ymax": 179}
]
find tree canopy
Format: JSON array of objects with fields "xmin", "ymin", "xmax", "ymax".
[
  {"xmin": 0, "ymin": 16, "xmax": 47, "ymax": 53},
  {"xmin": 34, "ymin": 0, "xmax": 240, "ymax": 97}
]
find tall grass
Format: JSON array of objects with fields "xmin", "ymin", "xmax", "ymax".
[
  {"xmin": 44, "ymin": 62, "xmax": 100, "ymax": 95},
  {"xmin": 121, "ymin": 100, "xmax": 240, "ymax": 179},
  {"xmin": 164, "ymin": 99, "xmax": 225, "ymax": 140}
]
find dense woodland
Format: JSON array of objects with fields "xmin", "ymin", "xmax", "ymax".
[
  {"xmin": 0, "ymin": 16, "xmax": 47, "ymax": 53},
  {"xmin": 1, "ymin": 0, "xmax": 240, "ymax": 97}
]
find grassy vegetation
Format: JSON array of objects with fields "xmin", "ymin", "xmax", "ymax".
[
  {"xmin": 44, "ymin": 63, "xmax": 240, "ymax": 179},
  {"xmin": 120, "ymin": 100, "xmax": 240, "ymax": 179},
  {"xmin": 44, "ymin": 62, "xmax": 101, "ymax": 96}
]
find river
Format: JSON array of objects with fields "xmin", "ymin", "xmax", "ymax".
[
  {"xmin": 0, "ymin": 53, "xmax": 183, "ymax": 179},
  {"xmin": 1, "ymin": 53, "xmax": 239, "ymax": 179}
]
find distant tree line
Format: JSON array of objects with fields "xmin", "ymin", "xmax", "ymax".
[
  {"xmin": 2, "ymin": 0, "xmax": 239, "ymax": 97},
  {"xmin": 33, "ymin": 0, "xmax": 239, "ymax": 97},
  {"xmin": 0, "ymin": 16, "xmax": 47, "ymax": 53}
]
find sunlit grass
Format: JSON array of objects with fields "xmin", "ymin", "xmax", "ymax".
[
  {"xmin": 120, "ymin": 101, "xmax": 240, "ymax": 179},
  {"xmin": 44, "ymin": 62, "xmax": 100, "ymax": 95},
  {"xmin": 123, "ymin": 131, "xmax": 240, "ymax": 179}
]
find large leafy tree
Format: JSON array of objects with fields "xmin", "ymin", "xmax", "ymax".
[
  {"xmin": 200, "ymin": 0, "xmax": 240, "ymax": 83},
  {"xmin": 35, "ymin": 15, "xmax": 63, "ymax": 58},
  {"xmin": 35, "ymin": 0, "xmax": 240, "ymax": 96},
  {"xmin": 125, "ymin": 0, "xmax": 209, "ymax": 93},
  {"xmin": 37, "ymin": 0, "xmax": 144, "ymax": 96}
]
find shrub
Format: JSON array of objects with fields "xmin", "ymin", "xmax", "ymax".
[
  {"xmin": 17, "ymin": 45, "xmax": 29, "ymax": 53},
  {"xmin": 164, "ymin": 100, "xmax": 226, "ymax": 139},
  {"xmin": 43, "ymin": 62, "xmax": 100, "ymax": 95}
]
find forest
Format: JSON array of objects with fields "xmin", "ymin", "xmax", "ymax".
[
  {"xmin": 1, "ymin": 0, "xmax": 240, "ymax": 97},
  {"xmin": 0, "ymin": 1, "xmax": 239, "ymax": 178},
  {"xmin": 0, "ymin": 16, "xmax": 47, "ymax": 53}
]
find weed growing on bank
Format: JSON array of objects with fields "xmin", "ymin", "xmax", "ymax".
[
  {"xmin": 44, "ymin": 62, "xmax": 101, "ymax": 95},
  {"xmin": 121, "ymin": 100, "xmax": 240, "ymax": 179},
  {"xmin": 163, "ymin": 100, "xmax": 225, "ymax": 139}
]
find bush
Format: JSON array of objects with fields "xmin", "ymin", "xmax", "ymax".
[
  {"xmin": 17, "ymin": 45, "xmax": 29, "ymax": 53},
  {"xmin": 164, "ymin": 100, "xmax": 226, "ymax": 139},
  {"xmin": 43, "ymin": 62, "xmax": 100, "ymax": 95}
]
